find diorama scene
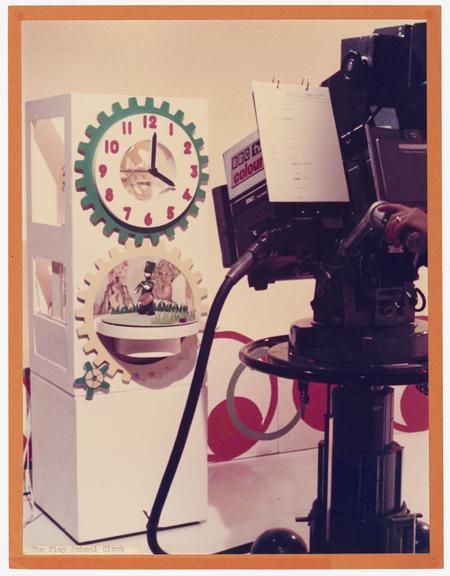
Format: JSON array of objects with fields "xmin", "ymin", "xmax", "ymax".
[{"xmin": 21, "ymin": 17, "xmax": 430, "ymax": 557}]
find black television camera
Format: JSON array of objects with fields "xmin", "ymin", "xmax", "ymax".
[{"xmin": 213, "ymin": 22, "xmax": 427, "ymax": 348}]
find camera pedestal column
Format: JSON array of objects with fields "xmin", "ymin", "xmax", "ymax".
[
  {"xmin": 239, "ymin": 321, "xmax": 428, "ymax": 554},
  {"xmin": 307, "ymin": 384, "xmax": 420, "ymax": 553}
]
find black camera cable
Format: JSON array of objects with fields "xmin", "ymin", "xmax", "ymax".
[{"xmin": 146, "ymin": 229, "xmax": 286, "ymax": 555}]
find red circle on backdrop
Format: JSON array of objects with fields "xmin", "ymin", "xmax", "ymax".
[{"xmin": 394, "ymin": 385, "xmax": 429, "ymax": 432}]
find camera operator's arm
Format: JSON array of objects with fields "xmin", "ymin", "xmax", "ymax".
[{"xmin": 378, "ymin": 203, "xmax": 427, "ymax": 246}]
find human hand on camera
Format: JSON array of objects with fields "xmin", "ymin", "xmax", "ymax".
[{"xmin": 378, "ymin": 203, "xmax": 427, "ymax": 246}]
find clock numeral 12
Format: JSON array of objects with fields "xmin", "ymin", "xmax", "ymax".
[
  {"xmin": 122, "ymin": 121, "xmax": 133, "ymax": 135},
  {"xmin": 143, "ymin": 115, "xmax": 157, "ymax": 129}
]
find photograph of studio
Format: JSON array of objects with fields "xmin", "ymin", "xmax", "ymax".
[{"xmin": 10, "ymin": 6, "xmax": 441, "ymax": 570}]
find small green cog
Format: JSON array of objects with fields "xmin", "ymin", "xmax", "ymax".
[
  {"xmin": 74, "ymin": 361, "xmax": 110, "ymax": 400},
  {"xmin": 74, "ymin": 97, "xmax": 208, "ymax": 246}
]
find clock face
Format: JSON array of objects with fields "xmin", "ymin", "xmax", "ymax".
[
  {"xmin": 95, "ymin": 113, "xmax": 199, "ymax": 229},
  {"xmin": 75, "ymin": 98, "xmax": 208, "ymax": 245}
]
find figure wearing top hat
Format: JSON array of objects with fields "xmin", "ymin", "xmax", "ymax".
[{"xmin": 135, "ymin": 261, "xmax": 156, "ymax": 315}]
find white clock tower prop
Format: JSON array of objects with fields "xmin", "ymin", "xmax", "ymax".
[{"xmin": 25, "ymin": 93, "xmax": 209, "ymax": 543}]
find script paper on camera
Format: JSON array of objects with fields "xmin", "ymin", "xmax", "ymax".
[{"xmin": 252, "ymin": 81, "xmax": 349, "ymax": 203}]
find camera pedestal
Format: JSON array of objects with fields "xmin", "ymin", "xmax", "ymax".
[{"xmin": 239, "ymin": 320, "xmax": 428, "ymax": 554}]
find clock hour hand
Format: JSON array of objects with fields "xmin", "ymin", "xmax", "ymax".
[
  {"xmin": 154, "ymin": 170, "xmax": 175, "ymax": 187},
  {"xmin": 147, "ymin": 134, "xmax": 174, "ymax": 186}
]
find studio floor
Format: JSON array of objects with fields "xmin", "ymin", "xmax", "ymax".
[{"xmin": 23, "ymin": 431, "xmax": 429, "ymax": 556}]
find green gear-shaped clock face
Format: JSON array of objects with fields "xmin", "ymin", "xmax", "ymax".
[{"xmin": 75, "ymin": 97, "xmax": 208, "ymax": 245}]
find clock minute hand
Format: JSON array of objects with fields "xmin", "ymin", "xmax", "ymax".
[{"xmin": 150, "ymin": 132, "xmax": 157, "ymax": 173}]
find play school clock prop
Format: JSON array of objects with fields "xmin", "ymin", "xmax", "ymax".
[{"xmin": 75, "ymin": 97, "xmax": 209, "ymax": 245}]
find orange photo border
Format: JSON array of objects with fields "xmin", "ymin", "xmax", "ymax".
[{"xmin": 9, "ymin": 4, "xmax": 442, "ymax": 570}]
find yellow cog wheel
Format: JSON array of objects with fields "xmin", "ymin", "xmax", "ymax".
[{"xmin": 75, "ymin": 241, "xmax": 208, "ymax": 384}]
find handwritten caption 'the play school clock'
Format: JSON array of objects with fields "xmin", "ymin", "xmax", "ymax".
[{"xmin": 24, "ymin": 544, "xmax": 139, "ymax": 555}]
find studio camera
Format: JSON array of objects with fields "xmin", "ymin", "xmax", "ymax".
[{"xmin": 213, "ymin": 22, "xmax": 427, "ymax": 362}]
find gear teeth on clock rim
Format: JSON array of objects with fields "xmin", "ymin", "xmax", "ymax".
[
  {"xmin": 74, "ymin": 97, "xmax": 209, "ymax": 246},
  {"xmin": 75, "ymin": 241, "xmax": 208, "ymax": 383}
]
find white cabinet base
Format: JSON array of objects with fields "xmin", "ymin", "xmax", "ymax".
[{"xmin": 30, "ymin": 372, "xmax": 208, "ymax": 543}]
